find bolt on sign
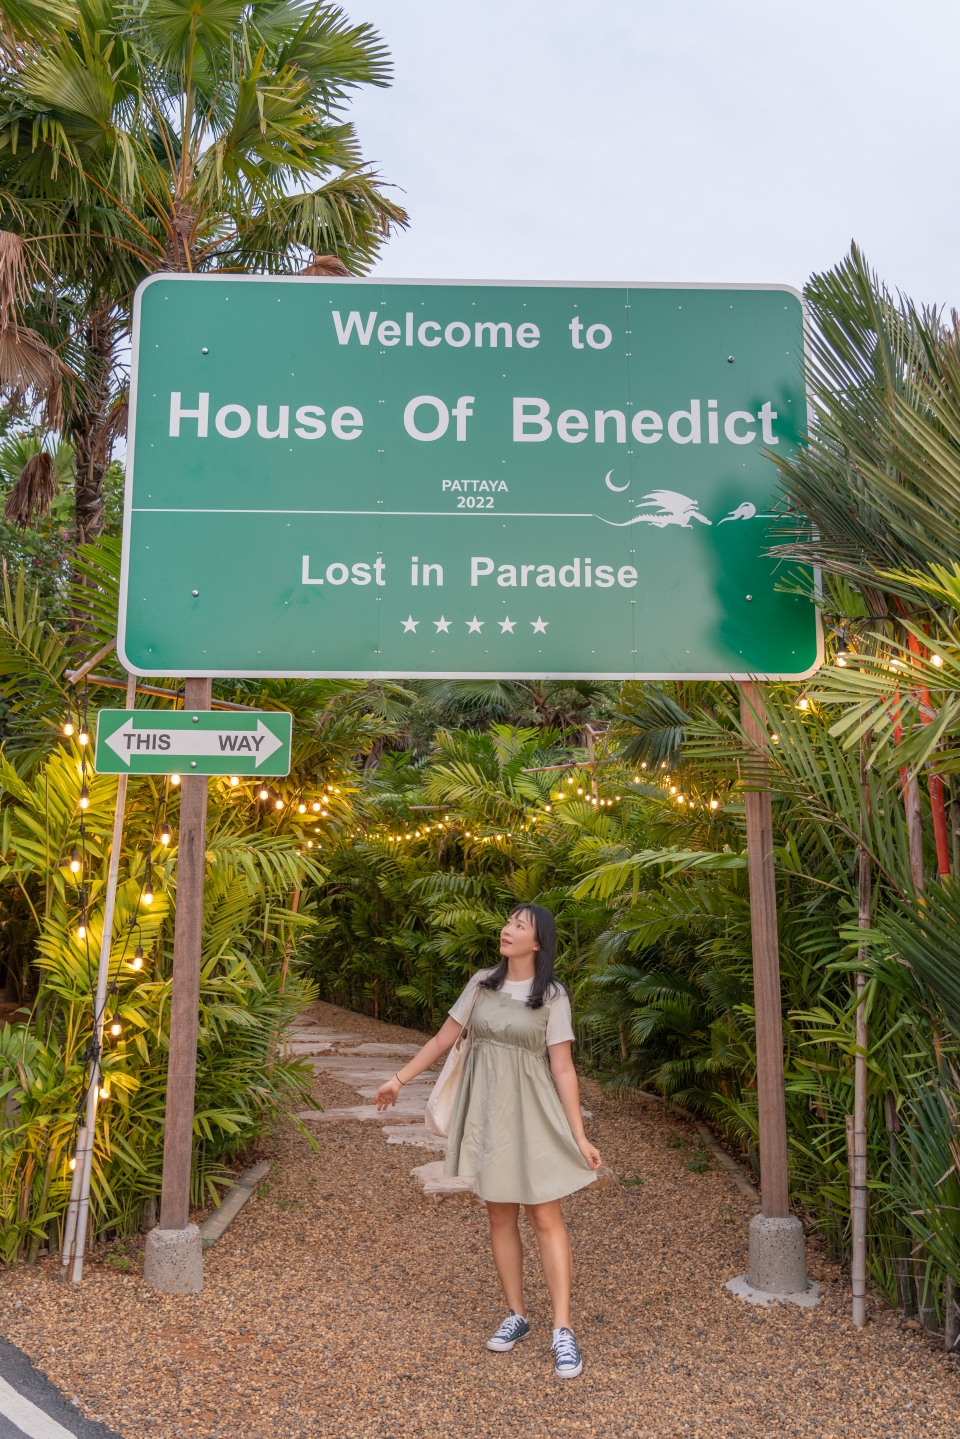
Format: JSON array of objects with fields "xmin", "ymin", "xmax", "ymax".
[
  {"xmin": 94, "ymin": 709, "xmax": 292, "ymax": 776},
  {"xmin": 118, "ymin": 277, "xmax": 821, "ymax": 681}
]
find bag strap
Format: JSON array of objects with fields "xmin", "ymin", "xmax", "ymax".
[{"xmin": 456, "ymin": 977, "xmax": 482, "ymax": 1043}]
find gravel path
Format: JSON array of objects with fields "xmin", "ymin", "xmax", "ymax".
[{"xmin": 0, "ymin": 1000, "xmax": 957, "ymax": 1438}]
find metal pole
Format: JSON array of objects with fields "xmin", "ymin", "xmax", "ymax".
[
  {"xmin": 159, "ymin": 677, "xmax": 212, "ymax": 1230},
  {"xmin": 69, "ymin": 670, "xmax": 137, "ymax": 1283},
  {"xmin": 738, "ymin": 681, "xmax": 790, "ymax": 1218}
]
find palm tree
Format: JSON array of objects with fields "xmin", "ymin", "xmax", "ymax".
[{"xmin": 0, "ymin": 0, "xmax": 407, "ymax": 541}]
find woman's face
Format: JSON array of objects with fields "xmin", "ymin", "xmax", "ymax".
[{"xmin": 499, "ymin": 909, "xmax": 540, "ymax": 962}]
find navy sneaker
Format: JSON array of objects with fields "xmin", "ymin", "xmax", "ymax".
[
  {"xmin": 487, "ymin": 1310, "xmax": 531, "ymax": 1351},
  {"xmin": 552, "ymin": 1327, "xmax": 583, "ymax": 1378}
]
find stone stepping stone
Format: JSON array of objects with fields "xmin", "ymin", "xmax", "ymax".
[
  {"xmin": 383, "ymin": 1125, "xmax": 447, "ymax": 1150},
  {"xmin": 410, "ymin": 1160, "xmax": 474, "ymax": 1195},
  {"xmin": 337, "ymin": 1042, "xmax": 421, "ymax": 1057},
  {"xmin": 298, "ymin": 1104, "xmax": 427, "ymax": 1123},
  {"xmin": 355, "ymin": 1081, "xmax": 433, "ymax": 1099}
]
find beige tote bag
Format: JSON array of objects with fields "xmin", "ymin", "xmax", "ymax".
[{"xmin": 423, "ymin": 983, "xmax": 480, "ymax": 1138}]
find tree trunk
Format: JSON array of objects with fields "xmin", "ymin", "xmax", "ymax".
[{"xmin": 71, "ymin": 306, "xmax": 119, "ymax": 545}]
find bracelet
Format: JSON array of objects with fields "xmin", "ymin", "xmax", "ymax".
[{"xmin": 395, "ymin": 1072, "xmax": 406, "ymax": 1086}]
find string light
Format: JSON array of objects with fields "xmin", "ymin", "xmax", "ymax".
[
  {"xmin": 78, "ymin": 722, "xmax": 89, "ymax": 747},
  {"xmin": 312, "ymin": 801, "xmax": 321, "ymax": 812},
  {"xmin": 170, "ymin": 773, "xmax": 181, "ymax": 786},
  {"xmin": 710, "ymin": 799, "xmax": 719, "ymax": 810},
  {"xmin": 131, "ymin": 945, "xmax": 144, "ymax": 971},
  {"xmin": 259, "ymin": 786, "xmax": 269, "ymax": 801},
  {"xmin": 797, "ymin": 696, "xmax": 809, "ymax": 711},
  {"xmin": 142, "ymin": 875, "xmax": 154, "ymax": 905},
  {"xmin": 159, "ymin": 820, "xmax": 172, "ymax": 845},
  {"xmin": 69, "ymin": 848, "xmax": 81, "ymax": 874},
  {"xmin": 230, "ymin": 775, "xmax": 239, "ymax": 786},
  {"xmin": 932, "ymin": 654, "xmax": 944, "ymax": 668},
  {"xmin": 298, "ymin": 803, "xmax": 307, "ymax": 814},
  {"xmin": 99, "ymin": 1085, "xmax": 110, "ymax": 1100},
  {"xmin": 110, "ymin": 1015, "xmax": 122, "ymax": 1037},
  {"xmin": 63, "ymin": 713, "xmax": 74, "ymax": 737},
  {"xmin": 68, "ymin": 1156, "xmax": 76, "ymax": 1171},
  {"xmin": 275, "ymin": 798, "xmax": 284, "ymax": 810},
  {"xmin": 77, "ymin": 918, "xmax": 86, "ymax": 940},
  {"xmin": 79, "ymin": 784, "xmax": 90, "ymax": 810}
]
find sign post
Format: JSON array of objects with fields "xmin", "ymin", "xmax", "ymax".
[
  {"xmin": 93, "ymin": 698, "xmax": 291, "ymax": 1293},
  {"xmin": 120, "ymin": 274, "xmax": 821, "ymax": 1300}
]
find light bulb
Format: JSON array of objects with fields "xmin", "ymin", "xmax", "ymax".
[
  {"xmin": 78, "ymin": 722, "xmax": 89, "ymax": 746},
  {"xmin": 79, "ymin": 785, "xmax": 89, "ymax": 809},
  {"xmin": 544, "ymin": 806, "xmax": 551, "ymax": 813},
  {"xmin": 307, "ymin": 840, "xmax": 313, "ymax": 848},
  {"xmin": 68, "ymin": 1156, "xmax": 76, "ymax": 1171},
  {"xmin": 170, "ymin": 774, "xmax": 181, "ymax": 786},
  {"xmin": 797, "ymin": 696, "xmax": 809, "ymax": 711},
  {"xmin": 641, "ymin": 762, "xmax": 647, "ymax": 770},
  {"xmin": 63, "ymin": 717, "xmax": 74, "ymax": 737},
  {"xmin": 275, "ymin": 798, "xmax": 284, "ymax": 810},
  {"xmin": 69, "ymin": 848, "xmax": 80, "ymax": 874},
  {"xmin": 110, "ymin": 1018, "xmax": 122, "ymax": 1037},
  {"xmin": 159, "ymin": 821, "xmax": 171, "ymax": 845},
  {"xmin": 77, "ymin": 921, "xmax": 86, "ymax": 939},
  {"xmin": 836, "ymin": 653, "xmax": 848, "ymax": 667},
  {"xmin": 771, "ymin": 734, "xmax": 780, "ymax": 743},
  {"xmin": 670, "ymin": 786, "xmax": 678, "ymax": 795},
  {"xmin": 710, "ymin": 799, "xmax": 719, "ymax": 810},
  {"xmin": 298, "ymin": 803, "xmax": 306, "ymax": 814},
  {"xmin": 312, "ymin": 801, "xmax": 321, "ymax": 812},
  {"xmin": 142, "ymin": 882, "xmax": 153, "ymax": 905},
  {"xmin": 230, "ymin": 775, "xmax": 239, "ymax": 786},
  {"xmin": 932, "ymin": 654, "xmax": 944, "ymax": 668},
  {"xmin": 259, "ymin": 787, "xmax": 269, "ymax": 801},
  {"xmin": 99, "ymin": 1085, "xmax": 110, "ymax": 1099}
]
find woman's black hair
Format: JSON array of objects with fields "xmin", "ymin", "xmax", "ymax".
[{"xmin": 479, "ymin": 903, "xmax": 566, "ymax": 1009}]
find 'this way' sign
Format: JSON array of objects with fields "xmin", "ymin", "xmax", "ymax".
[
  {"xmin": 94, "ymin": 709, "xmax": 292, "ymax": 776},
  {"xmin": 118, "ymin": 276, "xmax": 821, "ymax": 681}
]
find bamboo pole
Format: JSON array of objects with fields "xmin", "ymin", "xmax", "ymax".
[
  {"xmin": 68, "ymin": 671, "xmax": 137, "ymax": 1283},
  {"xmin": 851, "ymin": 739, "xmax": 871, "ymax": 1326}
]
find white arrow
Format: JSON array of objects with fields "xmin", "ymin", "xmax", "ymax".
[{"xmin": 104, "ymin": 719, "xmax": 284, "ymax": 768}]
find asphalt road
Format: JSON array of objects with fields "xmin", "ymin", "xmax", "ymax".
[{"xmin": 0, "ymin": 1339, "xmax": 123, "ymax": 1439}]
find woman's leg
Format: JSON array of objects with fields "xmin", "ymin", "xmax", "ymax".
[
  {"xmin": 486, "ymin": 1201, "xmax": 525, "ymax": 1315},
  {"xmin": 524, "ymin": 1200, "xmax": 573, "ymax": 1330}
]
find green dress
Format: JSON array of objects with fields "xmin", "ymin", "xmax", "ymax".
[{"xmin": 443, "ymin": 986, "xmax": 596, "ymax": 1205}]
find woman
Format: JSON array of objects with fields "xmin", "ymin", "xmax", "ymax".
[{"xmin": 375, "ymin": 903, "xmax": 601, "ymax": 1379}]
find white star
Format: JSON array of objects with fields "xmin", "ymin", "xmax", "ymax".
[
  {"xmin": 531, "ymin": 616, "xmax": 548, "ymax": 633},
  {"xmin": 433, "ymin": 616, "xmax": 451, "ymax": 633},
  {"xmin": 467, "ymin": 616, "xmax": 484, "ymax": 633},
  {"xmin": 401, "ymin": 616, "xmax": 419, "ymax": 633},
  {"xmin": 499, "ymin": 616, "xmax": 516, "ymax": 633}
]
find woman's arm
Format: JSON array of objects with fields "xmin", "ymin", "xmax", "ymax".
[
  {"xmin": 374, "ymin": 1014, "xmax": 465, "ymax": 1111},
  {"xmin": 548, "ymin": 1041, "xmax": 602, "ymax": 1170}
]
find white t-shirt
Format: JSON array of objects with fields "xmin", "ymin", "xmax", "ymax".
[{"xmin": 449, "ymin": 969, "xmax": 575, "ymax": 1047}]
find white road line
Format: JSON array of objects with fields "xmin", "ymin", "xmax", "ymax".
[{"xmin": 0, "ymin": 1378, "xmax": 77, "ymax": 1439}]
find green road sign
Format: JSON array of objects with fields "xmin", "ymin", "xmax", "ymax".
[
  {"xmin": 94, "ymin": 709, "xmax": 292, "ymax": 776},
  {"xmin": 119, "ymin": 276, "xmax": 821, "ymax": 681}
]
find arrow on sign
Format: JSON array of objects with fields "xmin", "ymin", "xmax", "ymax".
[{"xmin": 105, "ymin": 719, "xmax": 284, "ymax": 768}]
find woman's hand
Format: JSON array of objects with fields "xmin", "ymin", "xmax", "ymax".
[
  {"xmin": 375, "ymin": 1077, "xmax": 402, "ymax": 1111},
  {"xmin": 577, "ymin": 1136, "xmax": 602, "ymax": 1170}
]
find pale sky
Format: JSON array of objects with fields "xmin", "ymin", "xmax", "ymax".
[{"xmin": 347, "ymin": 0, "xmax": 960, "ymax": 310}]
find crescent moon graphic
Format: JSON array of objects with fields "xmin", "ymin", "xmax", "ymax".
[{"xmin": 605, "ymin": 469, "xmax": 630, "ymax": 492}]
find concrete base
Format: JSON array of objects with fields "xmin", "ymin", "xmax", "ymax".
[
  {"xmin": 142, "ymin": 1224, "xmax": 203, "ymax": 1294},
  {"xmin": 748, "ymin": 1214, "xmax": 808, "ymax": 1294},
  {"xmin": 725, "ymin": 1274, "xmax": 821, "ymax": 1309}
]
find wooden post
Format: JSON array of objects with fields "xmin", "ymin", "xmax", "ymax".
[
  {"xmin": 738, "ymin": 682, "xmax": 789, "ymax": 1218},
  {"xmin": 159, "ymin": 677, "xmax": 212, "ymax": 1230}
]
